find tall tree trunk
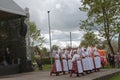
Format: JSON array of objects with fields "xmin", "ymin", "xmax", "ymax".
[
  {"xmin": 102, "ymin": 3, "xmax": 115, "ymax": 54},
  {"xmin": 107, "ymin": 37, "xmax": 115, "ymax": 54},
  {"xmin": 118, "ymin": 33, "xmax": 120, "ymax": 53}
]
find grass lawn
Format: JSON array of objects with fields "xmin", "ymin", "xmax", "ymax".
[
  {"xmin": 42, "ymin": 64, "xmax": 51, "ymax": 71},
  {"xmin": 108, "ymin": 73, "xmax": 120, "ymax": 80},
  {"xmin": 103, "ymin": 65, "xmax": 114, "ymax": 69},
  {"xmin": 33, "ymin": 63, "xmax": 51, "ymax": 71}
]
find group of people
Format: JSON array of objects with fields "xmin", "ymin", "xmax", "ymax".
[
  {"xmin": 50, "ymin": 46, "xmax": 102, "ymax": 77},
  {"xmin": 0, "ymin": 47, "xmax": 20, "ymax": 66},
  {"xmin": 108, "ymin": 52, "xmax": 120, "ymax": 68}
]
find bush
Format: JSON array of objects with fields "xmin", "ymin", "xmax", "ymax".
[{"xmin": 41, "ymin": 58, "xmax": 54, "ymax": 65}]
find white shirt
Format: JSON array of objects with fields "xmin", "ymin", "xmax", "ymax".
[
  {"xmin": 77, "ymin": 48, "xmax": 81, "ymax": 55},
  {"xmin": 72, "ymin": 54, "xmax": 80, "ymax": 62},
  {"xmin": 55, "ymin": 53, "xmax": 60, "ymax": 59},
  {"xmin": 61, "ymin": 53, "xmax": 67, "ymax": 59}
]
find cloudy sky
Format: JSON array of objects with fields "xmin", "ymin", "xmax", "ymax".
[{"xmin": 14, "ymin": 0, "xmax": 87, "ymax": 48}]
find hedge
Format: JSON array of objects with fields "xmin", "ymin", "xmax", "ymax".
[{"xmin": 41, "ymin": 58, "xmax": 54, "ymax": 65}]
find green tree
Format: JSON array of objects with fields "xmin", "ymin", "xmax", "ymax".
[
  {"xmin": 28, "ymin": 22, "xmax": 45, "ymax": 47},
  {"xmin": 40, "ymin": 47, "xmax": 48, "ymax": 57},
  {"xmin": 80, "ymin": 0, "xmax": 120, "ymax": 54},
  {"xmin": 80, "ymin": 32, "xmax": 99, "ymax": 47},
  {"xmin": 25, "ymin": 20, "xmax": 45, "ymax": 61},
  {"xmin": 51, "ymin": 45, "xmax": 59, "ymax": 51}
]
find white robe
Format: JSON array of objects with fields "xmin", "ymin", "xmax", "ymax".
[
  {"xmin": 85, "ymin": 51, "xmax": 93, "ymax": 70},
  {"xmin": 81, "ymin": 51, "xmax": 88, "ymax": 71},
  {"xmin": 55, "ymin": 54, "xmax": 62, "ymax": 72},
  {"xmin": 93, "ymin": 48, "xmax": 101, "ymax": 68},
  {"xmin": 87, "ymin": 47, "xmax": 94, "ymax": 70},
  {"xmin": 61, "ymin": 54, "xmax": 69, "ymax": 71},
  {"xmin": 72, "ymin": 54, "xmax": 83, "ymax": 73},
  {"xmin": 67, "ymin": 53, "xmax": 72, "ymax": 70}
]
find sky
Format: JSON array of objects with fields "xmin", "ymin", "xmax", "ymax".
[{"xmin": 14, "ymin": 0, "xmax": 87, "ymax": 48}]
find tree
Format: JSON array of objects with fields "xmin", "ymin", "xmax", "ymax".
[
  {"xmin": 80, "ymin": 32, "xmax": 99, "ymax": 47},
  {"xmin": 27, "ymin": 22, "xmax": 45, "ymax": 47},
  {"xmin": 51, "ymin": 45, "xmax": 59, "ymax": 51},
  {"xmin": 80, "ymin": 0, "xmax": 120, "ymax": 54},
  {"xmin": 25, "ymin": 20, "xmax": 45, "ymax": 61},
  {"xmin": 40, "ymin": 47, "xmax": 48, "ymax": 57}
]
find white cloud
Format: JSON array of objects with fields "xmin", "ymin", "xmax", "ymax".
[
  {"xmin": 14, "ymin": 0, "xmax": 86, "ymax": 48},
  {"xmin": 55, "ymin": 4, "xmax": 61, "ymax": 9}
]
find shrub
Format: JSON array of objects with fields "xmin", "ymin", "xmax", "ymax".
[{"xmin": 41, "ymin": 58, "xmax": 54, "ymax": 65}]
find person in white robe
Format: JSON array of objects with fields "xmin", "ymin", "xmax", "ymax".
[
  {"xmin": 93, "ymin": 47, "xmax": 101, "ymax": 71},
  {"xmin": 81, "ymin": 47, "xmax": 89, "ymax": 73},
  {"xmin": 87, "ymin": 46, "xmax": 95, "ymax": 70},
  {"xmin": 50, "ymin": 50, "xmax": 62, "ymax": 76},
  {"xmin": 70, "ymin": 50, "xmax": 83, "ymax": 77},
  {"xmin": 61, "ymin": 51, "xmax": 69, "ymax": 74},
  {"xmin": 67, "ymin": 49, "xmax": 73, "ymax": 72}
]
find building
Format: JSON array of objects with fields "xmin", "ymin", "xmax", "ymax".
[{"xmin": 0, "ymin": 0, "xmax": 33, "ymax": 75}]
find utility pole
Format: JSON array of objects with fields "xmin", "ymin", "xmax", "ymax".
[
  {"xmin": 47, "ymin": 11, "xmax": 52, "ymax": 67},
  {"xmin": 70, "ymin": 32, "xmax": 72, "ymax": 48}
]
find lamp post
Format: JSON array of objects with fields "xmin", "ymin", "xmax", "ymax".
[
  {"xmin": 70, "ymin": 32, "xmax": 72, "ymax": 48},
  {"xmin": 47, "ymin": 11, "xmax": 52, "ymax": 67}
]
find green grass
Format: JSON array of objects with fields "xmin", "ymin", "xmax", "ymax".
[
  {"xmin": 108, "ymin": 73, "xmax": 120, "ymax": 80},
  {"xmin": 33, "ymin": 63, "xmax": 51, "ymax": 71},
  {"xmin": 42, "ymin": 64, "xmax": 51, "ymax": 71},
  {"xmin": 102, "ymin": 65, "xmax": 114, "ymax": 69}
]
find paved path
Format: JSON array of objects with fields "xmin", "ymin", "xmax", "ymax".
[{"xmin": 0, "ymin": 69, "xmax": 120, "ymax": 80}]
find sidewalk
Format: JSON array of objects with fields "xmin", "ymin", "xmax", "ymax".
[{"xmin": 0, "ymin": 69, "xmax": 120, "ymax": 80}]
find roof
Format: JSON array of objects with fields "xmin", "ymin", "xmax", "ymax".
[{"xmin": 0, "ymin": 0, "xmax": 26, "ymax": 16}]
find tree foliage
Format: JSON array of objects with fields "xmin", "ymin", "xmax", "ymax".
[
  {"xmin": 80, "ymin": 32, "xmax": 99, "ymax": 47},
  {"xmin": 25, "ymin": 20, "xmax": 45, "ymax": 61},
  {"xmin": 79, "ymin": 0, "xmax": 120, "ymax": 54},
  {"xmin": 27, "ymin": 21, "xmax": 45, "ymax": 47},
  {"xmin": 51, "ymin": 45, "xmax": 59, "ymax": 51}
]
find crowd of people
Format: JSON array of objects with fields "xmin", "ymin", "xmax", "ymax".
[
  {"xmin": 50, "ymin": 45, "xmax": 102, "ymax": 77},
  {"xmin": 108, "ymin": 52, "xmax": 120, "ymax": 68}
]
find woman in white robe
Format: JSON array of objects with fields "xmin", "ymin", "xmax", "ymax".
[
  {"xmin": 87, "ymin": 47, "xmax": 95, "ymax": 70},
  {"xmin": 50, "ymin": 51, "xmax": 62, "ymax": 76},
  {"xmin": 61, "ymin": 51, "xmax": 69, "ymax": 74},
  {"xmin": 81, "ymin": 48, "xmax": 89, "ymax": 73},
  {"xmin": 70, "ymin": 50, "xmax": 83, "ymax": 77},
  {"xmin": 93, "ymin": 47, "xmax": 101, "ymax": 71},
  {"xmin": 67, "ymin": 50, "xmax": 73, "ymax": 71}
]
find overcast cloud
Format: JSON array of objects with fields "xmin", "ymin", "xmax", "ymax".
[{"xmin": 14, "ymin": 0, "xmax": 87, "ymax": 48}]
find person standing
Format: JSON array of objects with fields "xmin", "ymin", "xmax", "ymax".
[
  {"xmin": 115, "ymin": 52, "xmax": 120, "ymax": 68},
  {"xmin": 93, "ymin": 47, "xmax": 101, "ymax": 71},
  {"xmin": 70, "ymin": 50, "xmax": 83, "ymax": 77},
  {"xmin": 67, "ymin": 49, "xmax": 73, "ymax": 72},
  {"xmin": 60, "ymin": 50, "xmax": 69, "ymax": 74},
  {"xmin": 87, "ymin": 46, "xmax": 95, "ymax": 71},
  {"xmin": 110, "ymin": 54, "xmax": 115, "ymax": 68},
  {"xmin": 108, "ymin": 53, "xmax": 112, "ymax": 67},
  {"xmin": 81, "ymin": 47, "xmax": 89, "ymax": 73},
  {"xmin": 5, "ymin": 47, "xmax": 12, "ymax": 65},
  {"xmin": 50, "ymin": 50, "xmax": 62, "ymax": 76}
]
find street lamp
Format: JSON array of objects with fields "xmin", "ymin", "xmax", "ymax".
[
  {"xmin": 47, "ymin": 11, "xmax": 52, "ymax": 67},
  {"xmin": 70, "ymin": 32, "xmax": 72, "ymax": 48}
]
